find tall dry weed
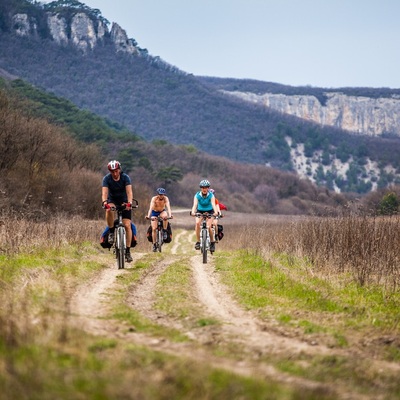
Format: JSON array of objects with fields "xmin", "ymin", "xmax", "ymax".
[{"xmin": 219, "ymin": 214, "xmax": 400, "ymax": 292}]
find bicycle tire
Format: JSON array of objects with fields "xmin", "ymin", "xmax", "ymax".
[
  {"xmin": 157, "ymin": 228, "xmax": 163, "ymax": 253},
  {"xmin": 116, "ymin": 226, "xmax": 126, "ymax": 269},
  {"xmin": 201, "ymin": 228, "xmax": 208, "ymax": 264}
]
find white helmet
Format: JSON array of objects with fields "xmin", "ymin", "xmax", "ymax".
[{"xmin": 108, "ymin": 160, "xmax": 121, "ymax": 171}]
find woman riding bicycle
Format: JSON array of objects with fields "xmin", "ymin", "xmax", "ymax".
[
  {"xmin": 101, "ymin": 160, "xmax": 134, "ymax": 263},
  {"xmin": 146, "ymin": 187, "xmax": 173, "ymax": 252},
  {"xmin": 190, "ymin": 179, "xmax": 218, "ymax": 252}
]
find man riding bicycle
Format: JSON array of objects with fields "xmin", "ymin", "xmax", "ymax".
[
  {"xmin": 191, "ymin": 179, "xmax": 218, "ymax": 252},
  {"xmin": 102, "ymin": 160, "xmax": 134, "ymax": 263},
  {"xmin": 146, "ymin": 187, "xmax": 173, "ymax": 252}
]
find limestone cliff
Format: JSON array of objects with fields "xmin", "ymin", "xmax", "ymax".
[
  {"xmin": 12, "ymin": 9, "xmax": 138, "ymax": 55},
  {"xmin": 224, "ymin": 90, "xmax": 400, "ymax": 137}
]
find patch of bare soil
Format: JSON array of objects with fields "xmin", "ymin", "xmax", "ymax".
[{"xmin": 69, "ymin": 231, "xmax": 395, "ymax": 399}]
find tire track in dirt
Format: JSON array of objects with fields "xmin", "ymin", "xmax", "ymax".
[{"xmin": 191, "ymin": 255, "xmax": 323, "ymax": 356}]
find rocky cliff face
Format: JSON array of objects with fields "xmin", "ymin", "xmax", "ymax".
[
  {"xmin": 12, "ymin": 10, "xmax": 138, "ymax": 55},
  {"xmin": 224, "ymin": 90, "xmax": 400, "ymax": 137}
]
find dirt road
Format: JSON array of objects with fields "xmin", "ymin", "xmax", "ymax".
[{"xmin": 69, "ymin": 225, "xmax": 400, "ymax": 399}]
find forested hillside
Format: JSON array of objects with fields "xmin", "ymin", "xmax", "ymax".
[{"xmin": 1, "ymin": 78, "xmax": 364, "ymax": 216}]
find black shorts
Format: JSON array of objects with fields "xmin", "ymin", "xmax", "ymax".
[
  {"xmin": 121, "ymin": 209, "xmax": 132, "ymax": 220},
  {"xmin": 111, "ymin": 203, "xmax": 131, "ymax": 220},
  {"xmin": 197, "ymin": 209, "xmax": 213, "ymax": 215}
]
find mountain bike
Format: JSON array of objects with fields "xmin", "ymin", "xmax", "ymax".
[
  {"xmin": 192, "ymin": 212, "xmax": 215, "ymax": 264},
  {"xmin": 111, "ymin": 199, "xmax": 138, "ymax": 269},
  {"xmin": 146, "ymin": 215, "xmax": 173, "ymax": 253}
]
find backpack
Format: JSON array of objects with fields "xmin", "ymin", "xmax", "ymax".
[{"xmin": 217, "ymin": 224, "xmax": 224, "ymax": 241}]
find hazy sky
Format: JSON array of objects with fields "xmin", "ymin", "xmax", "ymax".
[{"xmin": 41, "ymin": 0, "xmax": 400, "ymax": 88}]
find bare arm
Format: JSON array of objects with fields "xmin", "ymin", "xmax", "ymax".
[
  {"xmin": 102, "ymin": 187, "xmax": 108, "ymax": 203},
  {"xmin": 165, "ymin": 196, "xmax": 172, "ymax": 218},
  {"xmin": 126, "ymin": 184, "xmax": 133, "ymax": 203},
  {"xmin": 147, "ymin": 197, "xmax": 156, "ymax": 218},
  {"xmin": 211, "ymin": 196, "xmax": 218, "ymax": 215},
  {"xmin": 191, "ymin": 196, "xmax": 198, "ymax": 215}
]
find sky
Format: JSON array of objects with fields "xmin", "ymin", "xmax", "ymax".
[{"xmin": 41, "ymin": 0, "xmax": 400, "ymax": 88}]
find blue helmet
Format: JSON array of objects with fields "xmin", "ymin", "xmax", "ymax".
[{"xmin": 156, "ymin": 187, "xmax": 166, "ymax": 195}]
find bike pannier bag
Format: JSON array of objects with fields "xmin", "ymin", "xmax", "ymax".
[
  {"xmin": 131, "ymin": 222, "xmax": 138, "ymax": 248},
  {"xmin": 100, "ymin": 226, "xmax": 112, "ymax": 249},
  {"xmin": 146, "ymin": 225, "xmax": 153, "ymax": 242},
  {"xmin": 163, "ymin": 222, "xmax": 173, "ymax": 243},
  {"xmin": 217, "ymin": 224, "xmax": 224, "ymax": 241}
]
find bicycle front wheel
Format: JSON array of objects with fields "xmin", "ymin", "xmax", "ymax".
[
  {"xmin": 201, "ymin": 228, "xmax": 208, "ymax": 264},
  {"xmin": 157, "ymin": 229, "xmax": 163, "ymax": 253},
  {"xmin": 116, "ymin": 226, "xmax": 126, "ymax": 269}
]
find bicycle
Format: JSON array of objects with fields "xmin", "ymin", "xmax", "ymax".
[
  {"xmin": 146, "ymin": 215, "xmax": 173, "ymax": 252},
  {"xmin": 110, "ymin": 199, "xmax": 138, "ymax": 269},
  {"xmin": 191, "ymin": 212, "xmax": 215, "ymax": 264}
]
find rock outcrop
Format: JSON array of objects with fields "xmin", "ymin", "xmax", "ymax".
[
  {"xmin": 12, "ymin": 9, "xmax": 138, "ymax": 55},
  {"xmin": 224, "ymin": 91, "xmax": 400, "ymax": 137}
]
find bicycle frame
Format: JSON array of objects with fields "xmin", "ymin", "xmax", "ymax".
[
  {"xmin": 111, "ymin": 200, "xmax": 138, "ymax": 269},
  {"xmin": 193, "ymin": 213, "xmax": 214, "ymax": 264},
  {"xmin": 148, "ymin": 215, "xmax": 172, "ymax": 253},
  {"xmin": 114, "ymin": 206, "xmax": 126, "ymax": 269}
]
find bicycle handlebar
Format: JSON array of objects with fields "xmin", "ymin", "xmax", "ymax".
[
  {"xmin": 146, "ymin": 216, "xmax": 173, "ymax": 221},
  {"xmin": 107, "ymin": 198, "xmax": 139, "ymax": 212},
  {"xmin": 190, "ymin": 212, "xmax": 221, "ymax": 218}
]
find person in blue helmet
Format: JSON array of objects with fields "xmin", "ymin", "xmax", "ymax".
[
  {"xmin": 146, "ymin": 187, "xmax": 173, "ymax": 252},
  {"xmin": 190, "ymin": 179, "xmax": 219, "ymax": 252}
]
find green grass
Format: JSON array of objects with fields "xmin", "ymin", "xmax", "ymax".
[
  {"xmin": 216, "ymin": 250, "xmax": 400, "ymax": 336},
  {"xmin": 214, "ymin": 248, "xmax": 400, "ymax": 395}
]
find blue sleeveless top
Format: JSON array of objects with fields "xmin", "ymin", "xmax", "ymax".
[{"xmin": 195, "ymin": 191, "xmax": 214, "ymax": 211}]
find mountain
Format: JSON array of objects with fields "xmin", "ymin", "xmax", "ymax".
[
  {"xmin": 1, "ymin": 0, "xmax": 400, "ymax": 195},
  {"xmin": 1, "ymin": 76, "xmax": 356, "ymax": 216}
]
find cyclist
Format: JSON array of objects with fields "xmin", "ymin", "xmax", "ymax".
[
  {"xmin": 190, "ymin": 179, "xmax": 219, "ymax": 252},
  {"xmin": 146, "ymin": 187, "xmax": 173, "ymax": 252},
  {"xmin": 101, "ymin": 160, "xmax": 134, "ymax": 263}
]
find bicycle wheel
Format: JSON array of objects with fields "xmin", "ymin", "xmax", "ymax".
[
  {"xmin": 157, "ymin": 228, "xmax": 163, "ymax": 253},
  {"xmin": 201, "ymin": 228, "xmax": 208, "ymax": 264},
  {"xmin": 116, "ymin": 226, "xmax": 126, "ymax": 269}
]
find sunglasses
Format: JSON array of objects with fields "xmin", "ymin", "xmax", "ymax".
[{"xmin": 200, "ymin": 186, "xmax": 209, "ymax": 189}]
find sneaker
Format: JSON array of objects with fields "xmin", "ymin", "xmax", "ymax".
[
  {"xmin": 125, "ymin": 250, "xmax": 133, "ymax": 263},
  {"xmin": 163, "ymin": 230, "xmax": 168, "ymax": 241},
  {"xmin": 195, "ymin": 242, "xmax": 200, "ymax": 250},
  {"xmin": 153, "ymin": 244, "xmax": 157, "ymax": 252},
  {"xmin": 210, "ymin": 242, "xmax": 216, "ymax": 252},
  {"xmin": 108, "ymin": 232, "xmax": 114, "ymax": 245}
]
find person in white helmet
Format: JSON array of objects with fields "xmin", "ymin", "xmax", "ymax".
[{"xmin": 101, "ymin": 160, "xmax": 134, "ymax": 263}]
